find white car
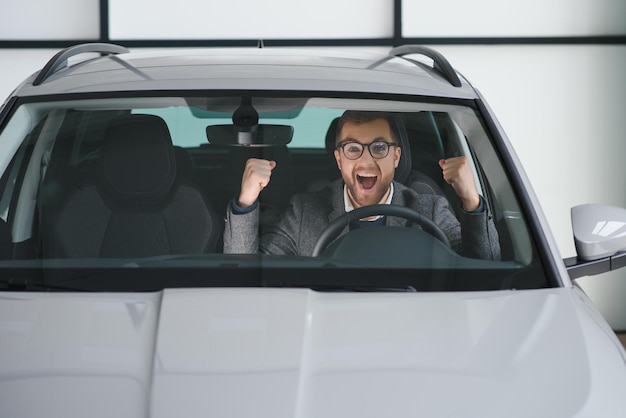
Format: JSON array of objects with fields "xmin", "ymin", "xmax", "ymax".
[{"xmin": 1, "ymin": 43, "xmax": 626, "ymax": 417}]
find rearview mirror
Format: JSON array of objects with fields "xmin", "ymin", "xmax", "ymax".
[{"xmin": 206, "ymin": 124, "xmax": 293, "ymax": 146}]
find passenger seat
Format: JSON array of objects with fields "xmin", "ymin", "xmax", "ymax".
[{"xmin": 44, "ymin": 114, "xmax": 221, "ymax": 258}]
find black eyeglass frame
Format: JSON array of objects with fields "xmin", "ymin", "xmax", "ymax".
[{"xmin": 335, "ymin": 141, "xmax": 400, "ymax": 160}]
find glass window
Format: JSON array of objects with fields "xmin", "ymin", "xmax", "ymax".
[{"xmin": 0, "ymin": 94, "xmax": 548, "ymax": 292}]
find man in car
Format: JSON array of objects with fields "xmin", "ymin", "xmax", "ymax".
[{"xmin": 224, "ymin": 110, "xmax": 500, "ymax": 260}]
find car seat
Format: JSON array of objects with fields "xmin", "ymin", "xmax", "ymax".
[{"xmin": 43, "ymin": 114, "xmax": 221, "ymax": 258}]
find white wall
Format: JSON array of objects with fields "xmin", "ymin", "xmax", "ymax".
[
  {"xmin": 108, "ymin": 0, "xmax": 394, "ymax": 39},
  {"xmin": 0, "ymin": 0, "xmax": 99, "ymax": 39},
  {"xmin": 1, "ymin": 0, "xmax": 625, "ymax": 329},
  {"xmin": 403, "ymin": 0, "xmax": 626, "ymax": 37}
]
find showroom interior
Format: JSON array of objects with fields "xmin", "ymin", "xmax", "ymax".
[{"xmin": 1, "ymin": 0, "xmax": 625, "ymax": 338}]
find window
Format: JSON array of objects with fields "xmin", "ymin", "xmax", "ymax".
[{"xmin": 0, "ymin": 94, "xmax": 547, "ymax": 291}]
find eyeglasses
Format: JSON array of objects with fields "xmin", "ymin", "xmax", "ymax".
[{"xmin": 336, "ymin": 141, "xmax": 399, "ymax": 160}]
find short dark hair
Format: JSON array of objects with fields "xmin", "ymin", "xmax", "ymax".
[{"xmin": 335, "ymin": 110, "xmax": 399, "ymax": 144}]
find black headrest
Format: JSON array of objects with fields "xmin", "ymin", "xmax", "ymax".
[
  {"xmin": 325, "ymin": 118, "xmax": 340, "ymax": 158},
  {"xmin": 325, "ymin": 115, "xmax": 411, "ymax": 184},
  {"xmin": 100, "ymin": 114, "xmax": 176, "ymax": 205},
  {"xmin": 392, "ymin": 116, "xmax": 412, "ymax": 184}
]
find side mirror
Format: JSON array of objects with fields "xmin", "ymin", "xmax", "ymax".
[
  {"xmin": 566, "ymin": 204, "xmax": 626, "ymax": 279},
  {"xmin": 573, "ymin": 204, "xmax": 626, "ymax": 260}
]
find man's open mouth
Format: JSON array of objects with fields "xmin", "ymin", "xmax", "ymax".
[{"xmin": 357, "ymin": 174, "xmax": 377, "ymax": 190}]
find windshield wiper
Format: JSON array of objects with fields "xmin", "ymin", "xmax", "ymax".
[{"xmin": 306, "ymin": 284, "xmax": 418, "ymax": 292}]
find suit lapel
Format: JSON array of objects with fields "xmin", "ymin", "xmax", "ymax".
[
  {"xmin": 387, "ymin": 181, "xmax": 408, "ymax": 227},
  {"xmin": 327, "ymin": 179, "xmax": 346, "ymax": 223}
]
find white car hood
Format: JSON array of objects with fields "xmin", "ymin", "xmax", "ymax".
[{"xmin": 1, "ymin": 287, "xmax": 625, "ymax": 417}]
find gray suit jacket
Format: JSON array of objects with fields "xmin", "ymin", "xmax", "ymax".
[{"xmin": 224, "ymin": 179, "xmax": 500, "ymax": 260}]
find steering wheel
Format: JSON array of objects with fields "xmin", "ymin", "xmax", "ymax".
[{"xmin": 312, "ymin": 204, "xmax": 450, "ymax": 256}]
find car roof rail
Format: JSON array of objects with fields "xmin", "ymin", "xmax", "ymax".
[
  {"xmin": 33, "ymin": 42, "xmax": 129, "ymax": 86},
  {"xmin": 388, "ymin": 45, "xmax": 462, "ymax": 88}
]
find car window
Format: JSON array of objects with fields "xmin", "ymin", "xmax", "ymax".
[{"xmin": 0, "ymin": 94, "xmax": 547, "ymax": 292}]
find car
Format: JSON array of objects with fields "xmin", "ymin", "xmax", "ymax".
[{"xmin": 1, "ymin": 42, "xmax": 626, "ymax": 417}]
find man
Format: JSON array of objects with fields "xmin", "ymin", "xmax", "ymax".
[{"xmin": 224, "ymin": 111, "xmax": 500, "ymax": 260}]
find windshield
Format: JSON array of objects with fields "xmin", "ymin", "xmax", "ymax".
[{"xmin": 0, "ymin": 94, "xmax": 547, "ymax": 292}]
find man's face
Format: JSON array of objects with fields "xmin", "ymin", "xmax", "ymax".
[{"xmin": 334, "ymin": 118, "xmax": 401, "ymax": 208}]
